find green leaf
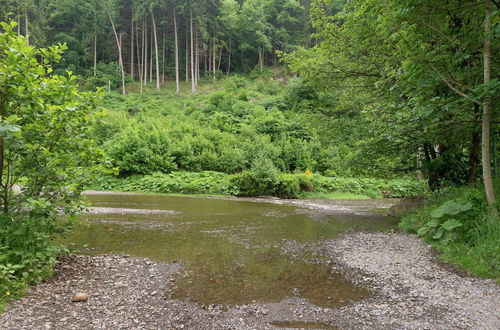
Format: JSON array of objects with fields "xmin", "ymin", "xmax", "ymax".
[
  {"xmin": 427, "ymin": 218, "xmax": 440, "ymax": 228},
  {"xmin": 431, "ymin": 200, "xmax": 472, "ymax": 218},
  {"xmin": 433, "ymin": 228, "xmax": 444, "ymax": 240},
  {"xmin": 417, "ymin": 226, "xmax": 428, "ymax": 236},
  {"xmin": 442, "ymin": 219, "xmax": 463, "ymax": 231}
]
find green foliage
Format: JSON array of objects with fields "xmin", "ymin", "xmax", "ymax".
[
  {"xmin": 231, "ymin": 156, "xmax": 280, "ymax": 196},
  {"xmin": 93, "ymin": 170, "xmax": 425, "ymax": 200},
  {"xmin": 275, "ymin": 174, "xmax": 301, "ymax": 198},
  {"xmin": 83, "ymin": 63, "xmax": 132, "ymax": 90},
  {"xmin": 93, "ymin": 172, "xmax": 238, "ymax": 195},
  {"xmin": 105, "ymin": 126, "xmax": 176, "ymax": 175},
  {"xmin": 284, "ymin": 0, "xmax": 500, "ymax": 190},
  {"xmin": 0, "ymin": 20, "xmax": 101, "ymax": 305},
  {"xmin": 0, "ymin": 217, "xmax": 68, "ymax": 308},
  {"xmin": 310, "ymin": 175, "xmax": 425, "ymax": 199},
  {"xmin": 400, "ymin": 184, "xmax": 499, "ymax": 279}
]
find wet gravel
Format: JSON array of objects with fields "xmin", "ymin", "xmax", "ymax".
[{"xmin": 1, "ymin": 233, "xmax": 499, "ymax": 329}]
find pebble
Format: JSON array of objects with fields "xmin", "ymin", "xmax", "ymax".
[{"xmin": 71, "ymin": 293, "xmax": 89, "ymax": 302}]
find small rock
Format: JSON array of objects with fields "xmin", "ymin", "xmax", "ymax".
[{"xmin": 72, "ymin": 293, "xmax": 89, "ymax": 302}]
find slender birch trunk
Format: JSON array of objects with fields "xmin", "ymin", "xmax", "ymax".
[
  {"xmin": 217, "ymin": 47, "xmax": 222, "ymax": 72},
  {"xmin": 130, "ymin": 19, "xmax": 134, "ymax": 80},
  {"xmin": 185, "ymin": 28, "xmax": 189, "ymax": 82},
  {"xmin": 150, "ymin": 22, "xmax": 153, "ymax": 83},
  {"xmin": 152, "ymin": 11, "xmax": 160, "ymax": 89},
  {"xmin": 162, "ymin": 23, "xmax": 166, "ymax": 84},
  {"xmin": 93, "ymin": 32, "xmax": 97, "ymax": 76},
  {"xmin": 212, "ymin": 37, "xmax": 216, "ymax": 81},
  {"xmin": 174, "ymin": 12, "xmax": 180, "ymax": 93},
  {"xmin": 136, "ymin": 23, "xmax": 143, "ymax": 94},
  {"xmin": 208, "ymin": 39, "xmax": 212, "ymax": 74},
  {"xmin": 195, "ymin": 28, "xmax": 199, "ymax": 87},
  {"xmin": 482, "ymin": 0, "xmax": 496, "ymax": 214},
  {"xmin": 25, "ymin": 12, "xmax": 29, "ymax": 45},
  {"xmin": 144, "ymin": 17, "xmax": 148, "ymax": 85},
  {"xmin": 204, "ymin": 47, "xmax": 207, "ymax": 77},
  {"xmin": 190, "ymin": 10, "xmax": 195, "ymax": 93},
  {"xmin": 107, "ymin": 11, "xmax": 126, "ymax": 95},
  {"xmin": 227, "ymin": 38, "xmax": 231, "ymax": 76}
]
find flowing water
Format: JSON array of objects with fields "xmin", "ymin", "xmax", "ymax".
[{"xmin": 63, "ymin": 192, "xmax": 399, "ymax": 308}]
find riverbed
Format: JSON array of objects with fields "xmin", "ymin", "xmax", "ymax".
[{"xmin": 1, "ymin": 193, "xmax": 498, "ymax": 329}]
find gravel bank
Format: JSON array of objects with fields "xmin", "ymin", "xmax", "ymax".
[
  {"xmin": 314, "ymin": 232, "xmax": 500, "ymax": 329},
  {"xmin": 1, "ymin": 233, "xmax": 498, "ymax": 329}
]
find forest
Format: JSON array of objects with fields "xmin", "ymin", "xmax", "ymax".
[{"xmin": 0, "ymin": 0, "xmax": 499, "ymax": 318}]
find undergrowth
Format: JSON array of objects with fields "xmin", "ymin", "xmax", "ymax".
[
  {"xmin": 0, "ymin": 217, "xmax": 69, "ymax": 312},
  {"xmin": 400, "ymin": 183, "xmax": 500, "ymax": 280},
  {"xmin": 91, "ymin": 171, "xmax": 426, "ymax": 199}
]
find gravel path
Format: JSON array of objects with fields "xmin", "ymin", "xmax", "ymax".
[{"xmin": 1, "ymin": 233, "xmax": 499, "ymax": 329}]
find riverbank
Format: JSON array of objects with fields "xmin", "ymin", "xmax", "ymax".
[
  {"xmin": 91, "ymin": 172, "xmax": 426, "ymax": 199},
  {"xmin": 2, "ymin": 232, "xmax": 498, "ymax": 329}
]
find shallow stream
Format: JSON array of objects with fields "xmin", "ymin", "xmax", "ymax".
[{"xmin": 63, "ymin": 192, "xmax": 399, "ymax": 308}]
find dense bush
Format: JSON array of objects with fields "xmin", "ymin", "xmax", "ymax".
[{"xmin": 105, "ymin": 126, "xmax": 176, "ymax": 175}]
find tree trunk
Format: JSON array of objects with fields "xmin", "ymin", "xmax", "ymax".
[
  {"xmin": 190, "ymin": 10, "xmax": 195, "ymax": 93},
  {"xmin": 217, "ymin": 47, "xmax": 222, "ymax": 72},
  {"xmin": 130, "ymin": 19, "xmax": 134, "ymax": 80},
  {"xmin": 93, "ymin": 32, "xmax": 97, "ymax": 76},
  {"xmin": 107, "ymin": 11, "xmax": 126, "ymax": 95},
  {"xmin": 0, "ymin": 91, "xmax": 8, "ymax": 214},
  {"xmin": 144, "ymin": 17, "xmax": 148, "ymax": 85},
  {"xmin": 468, "ymin": 131, "xmax": 481, "ymax": 185},
  {"xmin": 25, "ymin": 12, "xmax": 29, "ymax": 45},
  {"xmin": 162, "ymin": 22, "xmax": 166, "ymax": 84},
  {"xmin": 204, "ymin": 47, "xmax": 207, "ymax": 77},
  {"xmin": 258, "ymin": 46, "xmax": 263, "ymax": 72},
  {"xmin": 482, "ymin": 0, "xmax": 496, "ymax": 213},
  {"xmin": 174, "ymin": 12, "xmax": 180, "ymax": 93},
  {"xmin": 149, "ymin": 22, "xmax": 153, "ymax": 83},
  {"xmin": 212, "ymin": 37, "xmax": 216, "ymax": 81},
  {"xmin": 195, "ymin": 28, "xmax": 199, "ymax": 87},
  {"xmin": 151, "ymin": 11, "xmax": 160, "ymax": 89},
  {"xmin": 185, "ymin": 28, "xmax": 189, "ymax": 82},
  {"xmin": 227, "ymin": 38, "xmax": 231, "ymax": 76},
  {"xmin": 208, "ymin": 39, "xmax": 212, "ymax": 74},
  {"xmin": 137, "ymin": 22, "xmax": 143, "ymax": 94}
]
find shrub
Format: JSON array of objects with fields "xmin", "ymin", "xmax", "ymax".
[
  {"xmin": 230, "ymin": 156, "xmax": 280, "ymax": 196},
  {"xmin": 105, "ymin": 126, "xmax": 177, "ymax": 175},
  {"xmin": 0, "ymin": 21, "xmax": 101, "ymax": 307},
  {"xmin": 275, "ymin": 174, "xmax": 301, "ymax": 198}
]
